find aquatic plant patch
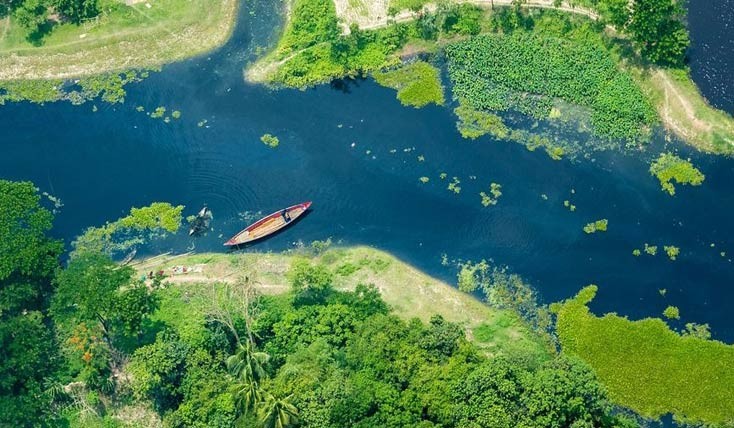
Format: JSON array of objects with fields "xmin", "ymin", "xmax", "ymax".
[
  {"xmin": 374, "ymin": 61, "xmax": 444, "ymax": 108},
  {"xmin": 261, "ymin": 134, "xmax": 280, "ymax": 148},
  {"xmin": 583, "ymin": 219, "xmax": 608, "ymax": 234},
  {"xmin": 555, "ymin": 286, "xmax": 734, "ymax": 425},
  {"xmin": 479, "ymin": 183, "xmax": 502, "ymax": 206},
  {"xmin": 0, "ymin": 70, "xmax": 148, "ymax": 105},
  {"xmin": 649, "ymin": 153, "xmax": 705, "ymax": 196},
  {"xmin": 445, "ymin": 32, "xmax": 656, "ymax": 143}
]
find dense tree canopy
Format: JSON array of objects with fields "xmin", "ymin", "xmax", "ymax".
[
  {"xmin": 52, "ymin": 0, "xmax": 98, "ymax": 24},
  {"xmin": 628, "ymin": 0, "xmax": 690, "ymax": 66},
  {"xmin": 0, "ymin": 180, "xmax": 63, "ymax": 426}
]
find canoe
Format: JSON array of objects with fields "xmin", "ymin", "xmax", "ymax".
[{"xmin": 224, "ymin": 201, "xmax": 312, "ymax": 246}]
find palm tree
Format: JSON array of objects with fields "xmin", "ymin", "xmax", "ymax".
[
  {"xmin": 257, "ymin": 394, "xmax": 299, "ymax": 428},
  {"xmin": 231, "ymin": 379, "xmax": 265, "ymax": 420},
  {"xmin": 227, "ymin": 341, "xmax": 270, "ymax": 384},
  {"xmin": 228, "ymin": 340, "xmax": 271, "ymax": 420}
]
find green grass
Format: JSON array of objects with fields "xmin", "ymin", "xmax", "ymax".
[
  {"xmin": 136, "ymin": 246, "xmax": 550, "ymax": 360},
  {"xmin": 555, "ymin": 285, "xmax": 734, "ymax": 425},
  {"xmin": 374, "ymin": 61, "xmax": 444, "ymax": 108},
  {"xmin": 0, "ymin": 0, "xmax": 237, "ymax": 80},
  {"xmin": 649, "ymin": 152, "xmax": 705, "ymax": 196},
  {"xmin": 630, "ymin": 67, "xmax": 734, "ymax": 155}
]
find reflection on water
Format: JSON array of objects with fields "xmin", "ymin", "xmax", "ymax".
[{"xmin": 1, "ymin": 0, "xmax": 733, "ymax": 346}]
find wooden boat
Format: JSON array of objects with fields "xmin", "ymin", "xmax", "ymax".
[{"xmin": 224, "ymin": 201, "xmax": 312, "ymax": 246}]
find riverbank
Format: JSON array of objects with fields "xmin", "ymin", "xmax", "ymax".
[
  {"xmin": 0, "ymin": 0, "xmax": 238, "ymax": 80},
  {"xmin": 131, "ymin": 245, "xmax": 550, "ymax": 359},
  {"xmin": 245, "ymin": 0, "xmax": 734, "ymax": 155}
]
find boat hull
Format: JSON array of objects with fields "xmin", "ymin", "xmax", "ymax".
[{"xmin": 224, "ymin": 201, "xmax": 312, "ymax": 246}]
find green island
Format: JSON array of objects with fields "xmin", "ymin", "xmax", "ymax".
[
  {"xmin": 555, "ymin": 285, "xmax": 734, "ymax": 425},
  {"xmin": 246, "ymin": 0, "xmax": 734, "ymax": 155}
]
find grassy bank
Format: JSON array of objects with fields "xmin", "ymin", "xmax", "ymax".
[
  {"xmin": 555, "ymin": 286, "xmax": 734, "ymax": 425},
  {"xmin": 630, "ymin": 66, "xmax": 734, "ymax": 155},
  {"xmin": 0, "ymin": 0, "xmax": 238, "ymax": 80},
  {"xmin": 132, "ymin": 245, "xmax": 550, "ymax": 360}
]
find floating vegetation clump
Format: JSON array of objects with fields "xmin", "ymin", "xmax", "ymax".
[
  {"xmin": 644, "ymin": 243, "xmax": 658, "ymax": 255},
  {"xmin": 0, "ymin": 70, "xmax": 150, "ymax": 105},
  {"xmin": 454, "ymin": 104, "xmax": 569, "ymax": 159},
  {"xmin": 664, "ymin": 245, "xmax": 680, "ymax": 260},
  {"xmin": 659, "ymin": 288, "xmax": 667, "ymax": 297},
  {"xmin": 419, "ymin": 176, "xmax": 430, "ymax": 183},
  {"xmin": 151, "ymin": 107, "xmax": 166, "ymax": 118},
  {"xmin": 454, "ymin": 104, "xmax": 508, "ymax": 140},
  {"xmin": 583, "ymin": 219, "xmax": 608, "ymax": 234},
  {"xmin": 197, "ymin": 119, "xmax": 208, "ymax": 127},
  {"xmin": 663, "ymin": 305, "xmax": 680, "ymax": 320},
  {"xmin": 260, "ymin": 133, "xmax": 280, "ymax": 148},
  {"xmin": 448, "ymin": 177, "xmax": 461, "ymax": 194},
  {"xmin": 649, "ymin": 153, "xmax": 705, "ymax": 196},
  {"xmin": 480, "ymin": 183, "xmax": 502, "ymax": 206},
  {"xmin": 633, "ymin": 249, "xmax": 641, "ymax": 256},
  {"xmin": 563, "ymin": 200, "xmax": 577, "ymax": 211},
  {"xmin": 172, "ymin": 110, "xmax": 182, "ymax": 119},
  {"xmin": 439, "ymin": 172, "xmax": 448, "ymax": 180},
  {"xmin": 374, "ymin": 61, "xmax": 445, "ymax": 108}
]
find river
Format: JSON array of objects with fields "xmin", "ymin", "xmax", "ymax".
[{"xmin": 2, "ymin": 0, "xmax": 733, "ymax": 345}]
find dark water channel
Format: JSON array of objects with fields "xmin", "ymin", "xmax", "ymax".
[{"xmin": 2, "ymin": 0, "xmax": 733, "ymax": 346}]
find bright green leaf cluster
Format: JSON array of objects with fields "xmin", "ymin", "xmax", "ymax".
[
  {"xmin": 583, "ymin": 219, "xmax": 608, "ymax": 234},
  {"xmin": 446, "ymin": 31, "xmax": 656, "ymax": 142},
  {"xmin": 260, "ymin": 133, "xmax": 280, "ymax": 148},
  {"xmin": 374, "ymin": 61, "xmax": 445, "ymax": 108},
  {"xmin": 649, "ymin": 153, "xmax": 705, "ymax": 196}
]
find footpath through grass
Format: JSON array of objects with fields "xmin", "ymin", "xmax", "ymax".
[
  {"xmin": 134, "ymin": 246, "xmax": 550, "ymax": 360},
  {"xmin": 555, "ymin": 285, "xmax": 734, "ymax": 425},
  {"xmin": 0, "ymin": 0, "xmax": 238, "ymax": 80}
]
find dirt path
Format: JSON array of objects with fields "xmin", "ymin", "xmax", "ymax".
[{"xmin": 657, "ymin": 69, "xmax": 711, "ymax": 134}]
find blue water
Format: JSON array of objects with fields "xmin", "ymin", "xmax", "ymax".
[{"xmin": 2, "ymin": 0, "xmax": 733, "ymax": 346}]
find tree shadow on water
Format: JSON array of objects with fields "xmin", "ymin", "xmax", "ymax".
[{"xmin": 330, "ymin": 77, "xmax": 364, "ymax": 94}]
